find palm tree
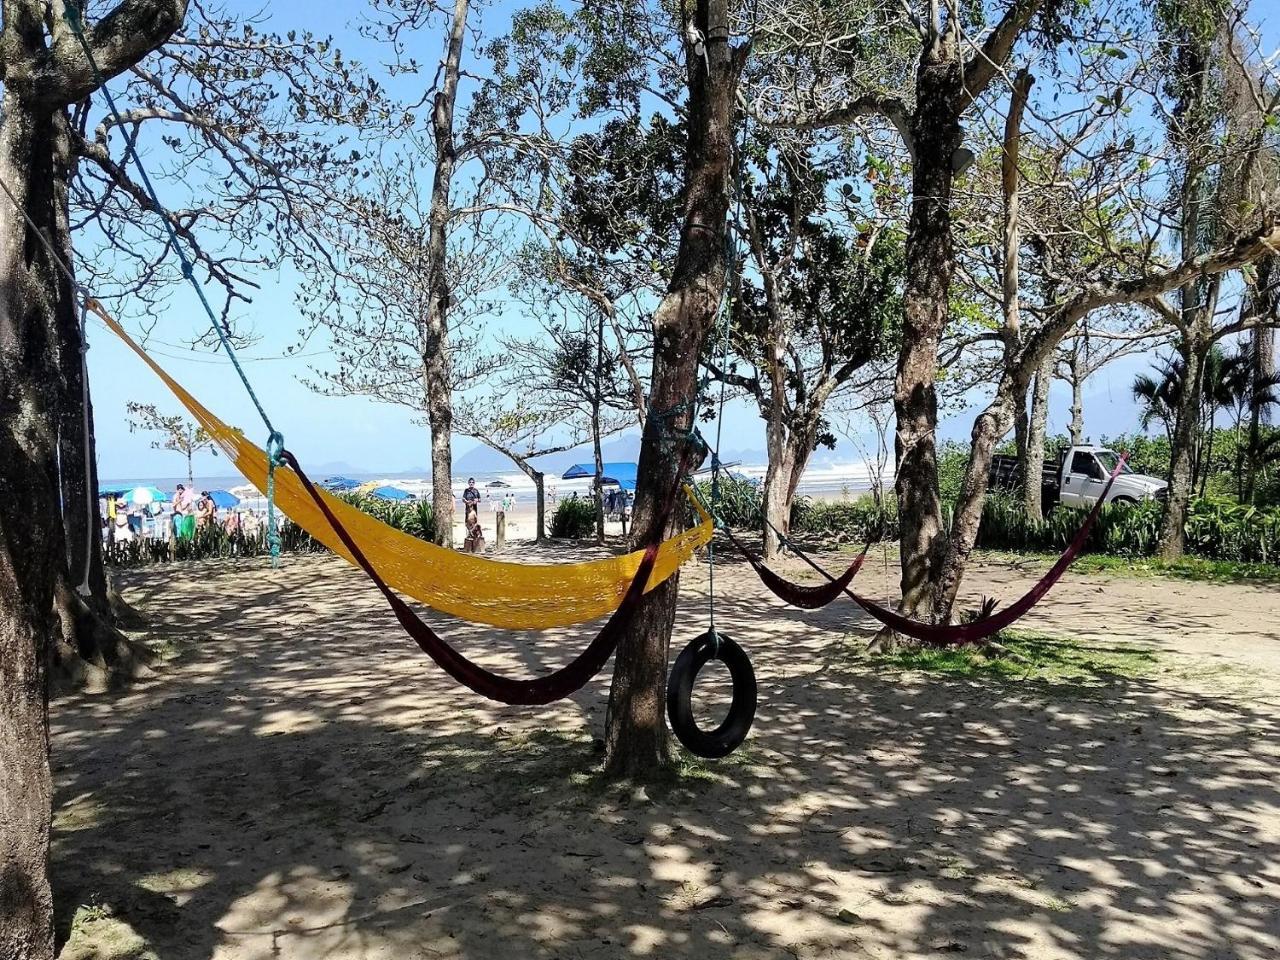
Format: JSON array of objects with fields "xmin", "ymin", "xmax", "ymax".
[
  {"xmin": 1132, "ymin": 357, "xmax": 1182, "ymax": 444},
  {"xmin": 1226, "ymin": 334, "xmax": 1280, "ymax": 502},
  {"xmin": 1133, "ymin": 348, "xmax": 1262, "ymax": 496}
]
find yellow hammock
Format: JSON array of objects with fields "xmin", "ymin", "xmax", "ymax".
[{"xmin": 91, "ymin": 301, "xmax": 712, "ymax": 630}]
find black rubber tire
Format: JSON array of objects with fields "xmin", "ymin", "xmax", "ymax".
[
  {"xmin": 666, "ymin": 630, "xmax": 757, "ymax": 759},
  {"xmin": 1111, "ymin": 496, "xmax": 1138, "ymax": 506}
]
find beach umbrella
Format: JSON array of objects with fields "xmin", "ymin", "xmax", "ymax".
[
  {"xmin": 206, "ymin": 489, "xmax": 240, "ymax": 509},
  {"xmin": 370, "ymin": 485, "xmax": 412, "ymax": 501},
  {"xmin": 562, "ymin": 462, "xmax": 639, "ymax": 491},
  {"xmin": 486, "ymin": 479, "xmax": 511, "ymax": 488},
  {"xmin": 121, "ymin": 485, "xmax": 168, "ymax": 505},
  {"xmin": 320, "ymin": 476, "xmax": 361, "ymax": 491}
]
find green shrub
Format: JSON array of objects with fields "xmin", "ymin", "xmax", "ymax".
[
  {"xmin": 975, "ymin": 493, "xmax": 1280, "ymax": 564},
  {"xmin": 550, "ymin": 496, "xmax": 597, "ymax": 538},
  {"xmin": 937, "ymin": 440, "xmax": 971, "ymax": 506},
  {"xmin": 791, "ymin": 495, "xmax": 898, "ymax": 543},
  {"xmin": 694, "ymin": 474, "xmax": 763, "ymax": 529}
]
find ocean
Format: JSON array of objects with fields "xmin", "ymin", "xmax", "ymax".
[{"xmin": 100, "ymin": 460, "xmax": 879, "ymax": 506}]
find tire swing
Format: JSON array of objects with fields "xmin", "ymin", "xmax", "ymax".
[{"xmin": 666, "ymin": 630, "xmax": 757, "ymax": 759}]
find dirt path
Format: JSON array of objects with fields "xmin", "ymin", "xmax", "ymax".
[{"xmin": 51, "ymin": 545, "xmax": 1280, "ymax": 960}]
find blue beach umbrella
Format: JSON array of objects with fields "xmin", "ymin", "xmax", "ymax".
[
  {"xmin": 320, "ymin": 476, "xmax": 361, "ymax": 491},
  {"xmin": 206, "ymin": 489, "xmax": 240, "ymax": 509},
  {"xmin": 370, "ymin": 485, "xmax": 412, "ymax": 501},
  {"xmin": 561, "ymin": 462, "xmax": 639, "ymax": 491}
]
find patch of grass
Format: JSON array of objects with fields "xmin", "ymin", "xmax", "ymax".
[
  {"xmin": 984, "ymin": 550, "xmax": 1280, "ymax": 586},
  {"xmin": 852, "ymin": 630, "xmax": 1158, "ymax": 686},
  {"xmin": 63, "ymin": 900, "xmax": 159, "ymax": 960}
]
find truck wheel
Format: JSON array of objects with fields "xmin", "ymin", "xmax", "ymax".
[{"xmin": 1111, "ymin": 496, "xmax": 1137, "ymax": 506}]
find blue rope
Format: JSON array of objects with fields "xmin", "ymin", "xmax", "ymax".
[
  {"xmin": 64, "ymin": 3, "xmax": 284, "ymax": 564},
  {"xmin": 703, "ymin": 112, "xmax": 749, "ymax": 645}
]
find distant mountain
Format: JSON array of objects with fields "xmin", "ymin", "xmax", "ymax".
[
  {"xmin": 454, "ymin": 433, "xmax": 645, "ymax": 476},
  {"xmin": 310, "ymin": 460, "xmax": 364, "ymax": 477},
  {"xmin": 453, "ymin": 431, "xmax": 780, "ymax": 476}
]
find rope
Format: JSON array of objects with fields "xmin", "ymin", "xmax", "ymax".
[
  {"xmin": 62, "ymin": 2, "xmax": 284, "ymax": 563},
  {"xmin": 700, "ymin": 95, "xmax": 751, "ymax": 645}
]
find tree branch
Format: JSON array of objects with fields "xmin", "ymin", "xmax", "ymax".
[
  {"xmin": 957, "ymin": 0, "xmax": 1046, "ymax": 112},
  {"xmin": 41, "ymin": 0, "xmax": 191, "ymax": 106}
]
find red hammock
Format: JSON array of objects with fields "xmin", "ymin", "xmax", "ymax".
[
  {"xmin": 729, "ymin": 457, "xmax": 1127, "ymax": 644},
  {"xmin": 720, "ymin": 525, "xmax": 869, "ymax": 608},
  {"xmin": 283, "ymin": 450, "xmax": 669, "ymax": 706}
]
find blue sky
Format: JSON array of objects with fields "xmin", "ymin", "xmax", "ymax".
[{"xmin": 86, "ymin": 0, "xmax": 1182, "ymax": 481}]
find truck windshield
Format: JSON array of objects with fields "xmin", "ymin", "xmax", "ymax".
[{"xmin": 1095, "ymin": 451, "xmax": 1132, "ymax": 475}]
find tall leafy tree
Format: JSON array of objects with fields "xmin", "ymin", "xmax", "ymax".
[
  {"xmin": 0, "ymin": 6, "xmax": 191, "ymax": 956},
  {"xmin": 711, "ymin": 137, "xmax": 902, "ymax": 559}
]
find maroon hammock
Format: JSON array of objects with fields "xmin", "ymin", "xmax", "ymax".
[
  {"xmin": 719, "ymin": 525, "xmax": 869, "ymax": 608},
  {"xmin": 729, "ymin": 457, "xmax": 1127, "ymax": 645},
  {"xmin": 282, "ymin": 450, "xmax": 668, "ymax": 706}
]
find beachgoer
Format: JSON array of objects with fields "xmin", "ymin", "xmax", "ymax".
[
  {"xmin": 105, "ymin": 495, "xmax": 119, "ymax": 544},
  {"xmin": 126, "ymin": 500, "xmax": 144, "ymax": 535},
  {"xmin": 196, "ymin": 491, "xmax": 216, "ymax": 529},
  {"xmin": 463, "ymin": 478, "xmax": 481, "ymax": 513},
  {"xmin": 463, "ymin": 503, "xmax": 485, "ymax": 553},
  {"xmin": 173, "ymin": 484, "xmax": 197, "ymax": 540},
  {"xmin": 113, "ymin": 511, "xmax": 133, "ymax": 544},
  {"xmin": 241, "ymin": 510, "xmax": 261, "ymax": 539}
]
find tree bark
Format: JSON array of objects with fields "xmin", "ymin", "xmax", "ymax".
[
  {"xmin": 604, "ymin": 0, "xmax": 744, "ymax": 779},
  {"xmin": 930, "ymin": 66, "xmax": 1030, "ymax": 625},
  {"xmin": 0, "ymin": 83, "xmax": 65, "ymax": 960},
  {"xmin": 890, "ymin": 55, "xmax": 962, "ymax": 623},
  {"xmin": 593, "ymin": 309, "xmax": 607, "ymax": 542},
  {"xmin": 761, "ymin": 444, "xmax": 795, "ymax": 559},
  {"xmin": 421, "ymin": 0, "xmax": 469, "ymax": 547},
  {"xmin": 760, "ymin": 394, "xmax": 789, "ymax": 559},
  {"xmin": 1, "ymin": 7, "xmax": 190, "ymax": 953},
  {"xmin": 1022, "ymin": 354, "xmax": 1052, "ymax": 519},
  {"xmin": 933, "ymin": 384, "xmax": 1020, "ymax": 622},
  {"xmin": 1160, "ymin": 338, "xmax": 1203, "ymax": 559},
  {"xmin": 532, "ymin": 470, "xmax": 545, "ymax": 542},
  {"xmin": 1244, "ymin": 260, "xmax": 1275, "ymax": 502},
  {"xmin": 1068, "ymin": 349, "xmax": 1084, "ymax": 445}
]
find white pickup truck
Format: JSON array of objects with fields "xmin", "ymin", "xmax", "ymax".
[{"xmin": 989, "ymin": 444, "xmax": 1167, "ymax": 509}]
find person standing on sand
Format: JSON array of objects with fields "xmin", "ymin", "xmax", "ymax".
[
  {"xmin": 196, "ymin": 491, "xmax": 216, "ymax": 530},
  {"xmin": 463, "ymin": 503, "xmax": 485, "ymax": 553},
  {"xmin": 463, "ymin": 477, "xmax": 481, "ymax": 515},
  {"xmin": 173, "ymin": 483, "xmax": 197, "ymax": 540}
]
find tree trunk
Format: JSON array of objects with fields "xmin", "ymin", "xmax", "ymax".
[
  {"xmin": 604, "ymin": 0, "xmax": 742, "ymax": 779},
  {"xmin": 532, "ymin": 470, "xmax": 545, "ymax": 543},
  {"xmin": 421, "ymin": 0, "xmax": 469, "ymax": 547},
  {"xmin": 760, "ymin": 398, "xmax": 790, "ymax": 560},
  {"xmin": 0, "ymin": 87, "xmax": 65, "ymax": 960},
  {"xmin": 761, "ymin": 444, "xmax": 796, "ymax": 561},
  {"xmin": 1013, "ymin": 395, "xmax": 1028, "ymax": 491},
  {"xmin": 890, "ymin": 58, "xmax": 962, "ymax": 624},
  {"xmin": 1244, "ymin": 263, "xmax": 1276, "ymax": 503},
  {"xmin": 933, "ymin": 386, "xmax": 1019, "ymax": 623},
  {"xmin": 1198, "ymin": 407, "xmax": 1208, "ymax": 499},
  {"xmin": 1068, "ymin": 353, "xmax": 1084, "ymax": 445},
  {"xmin": 1159, "ymin": 339, "xmax": 1203, "ymax": 559},
  {"xmin": 592, "ymin": 407, "xmax": 605, "ymax": 545},
  {"xmin": 593, "ymin": 309, "xmax": 606, "ymax": 542},
  {"xmin": 1022, "ymin": 355, "xmax": 1052, "ymax": 519}
]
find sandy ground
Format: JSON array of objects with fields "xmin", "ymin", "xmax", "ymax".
[{"xmin": 50, "ymin": 540, "xmax": 1280, "ymax": 960}]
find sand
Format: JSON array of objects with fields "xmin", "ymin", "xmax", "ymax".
[{"xmin": 50, "ymin": 541, "xmax": 1280, "ymax": 960}]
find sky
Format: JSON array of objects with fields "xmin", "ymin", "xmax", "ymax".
[{"xmin": 82, "ymin": 0, "xmax": 1237, "ymax": 483}]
